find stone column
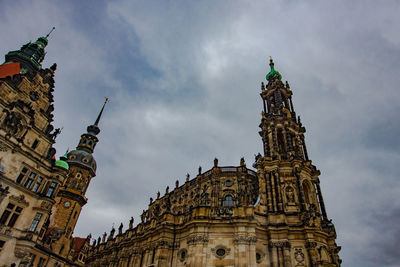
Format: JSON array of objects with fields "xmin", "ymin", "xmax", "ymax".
[
  {"xmin": 283, "ymin": 242, "xmax": 292, "ymax": 267},
  {"xmin": 269, "ymin": 242, "xmax": 279, "ymax": 267}
]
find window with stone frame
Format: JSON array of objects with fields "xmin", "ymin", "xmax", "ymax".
[
  {"xmin": 45, "ymin": 181, "xmax": 57, "ymax": 197},
  {"xmin": 37, "ymin": 257, "xmax": 46, "ymax": 267},
  {"xmin": 29, "ymin": 212, "xmax": 42, "ymax": 232},
  {"xmin": 223, "ymin": 195, "xmax": 234, "ymax": 207},
  {"xmin": 0, "ymin": 203, "xmax": 23, "ymax": 227},
  {"xmin": 16, "ymin": 167, "xmax": 45, "ymax": 193}
]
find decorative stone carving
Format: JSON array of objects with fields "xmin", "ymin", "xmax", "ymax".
[
  {"xmin": 40, "ymin": 200, "xmax": 52, "ymax": 210},
  {"xmin": 186, "ymin": 235, "xmax": 209, "ymax": 245},
  {"xmin": 2, "ymin": 111, "xmax": 24, "ymax": 137},
  {"xmin": 9, "ymin": 194, "xmax": 29, "ymax": 207},
  {"xmin": 233, "ymin": 235, "xmax": 257, "ymax": 245},
  {"xmin": 269, "ymin": 241, "xmax": 291, "ymax": 248},
  {"xmin": 302, "ymin": 204, "xmax": 320, "ymax": 227},
  {"xmin": 0, "ymin": 141, "xmax": 8, "ymax": 152},
  {"xmin": 294, "ymin": 247, "xmax": 305, "ymax": 266},
  {"xmin": 305, "ymin": 241, "xmax": 317, "ymax": 249}
]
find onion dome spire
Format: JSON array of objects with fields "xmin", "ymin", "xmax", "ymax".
[
  {"xmin": 4, "ymin": 27, "xmax": 55, "ymax": 74},
  {"xmin": 76, "ymin": 97, "xmax": 108, "ymax": 153},
  {"xmin": 266, "ymin": 56, "xmax": 282, "ymax": 81}
]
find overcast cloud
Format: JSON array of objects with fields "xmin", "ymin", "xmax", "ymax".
[{"xmin": 1, "ymin": 1, "xmax": 399, "ymax": 266}]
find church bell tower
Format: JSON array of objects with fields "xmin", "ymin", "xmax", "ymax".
[{"xmin": 254, "ymin": 58, "xmax": 341, "ymax": 266}]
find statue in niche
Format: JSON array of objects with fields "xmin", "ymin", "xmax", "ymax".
[{"xmin": 286, "ymin": 187, "xmax": 295, "ymax": 203}]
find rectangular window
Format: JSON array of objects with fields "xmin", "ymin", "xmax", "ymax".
[
  {"xmin": 16, "ymin": 167, "xmax": 28, "ymax": 184},
  {"xmin": 31, "ymin": 139, "xmax": 39, "ymax": 149},
  {"xmin": 32, "ymin": 177, "xmax": 43, "ymax": 192},
  {"xmin": 16, "ymin": 167, "xmax": 46, "ymax": 193},
  {"xmin": 46, "ymin": 182, "xmax": 57, "ymax": 197},
  {"xmin": 29, "ymin": 254, "xmax": 36, "ymax": 265},
  {"xmin": 0, "ymin": 203, "xmax": 14, "ymax": 224},
  {"xmin": 24, "ymin": 177, "xmax": 34, "ymax": 189},
  {"xmin": 29, "ymin": 213, "xmax": 42, "ymax": 232},
  {"xmin": 37, "ymin": 257, "xmax": 46, "ymax": 267},
  {"xmin": 0, "ymin": 203, "xmax": 22, "ymax": 227}
]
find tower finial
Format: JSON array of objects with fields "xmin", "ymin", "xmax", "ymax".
[
  {"xmin": 46, "ymin": 27, "xmax": 56, "ymax": 38},
  {"xmin": 94, "ymin": 97, "xmax": 109, "ymax": 127},
  {"xmin": 266, "ymin": 56, "xmax": 282, "ymax": 81}
]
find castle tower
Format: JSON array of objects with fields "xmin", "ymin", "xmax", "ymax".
[
  {"xmin": 0, "ymin": 32, "xmax": 72, "ymax": 266},
  {"xmin": 49, "ymin": 98, "xmax": 107, "ymax": 258},
  {"xmin": 254, "ymin": 58, "xmax": 341, "ymax": 266}
]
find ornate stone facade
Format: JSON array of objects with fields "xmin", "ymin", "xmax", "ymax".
[
  {"xmin": 85, "ymin": 59, "xmax": 341, "ymax": 267},
  {"xmin": 0, "ymin": 34, "xmax": 97, "ymax": 266}
]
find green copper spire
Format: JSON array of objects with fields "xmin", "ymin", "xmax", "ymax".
[
  {"xmin": 4, "ymin": 27, "xmax": 55, "ymax": 74},
  {"xmin": 266, "ymin": 57, "xmax": 282, "ymax": 81}
]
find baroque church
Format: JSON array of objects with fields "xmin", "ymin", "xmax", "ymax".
[{"xmin": 0, "ymin": 33, "xmax": 341, "ymax": 267}]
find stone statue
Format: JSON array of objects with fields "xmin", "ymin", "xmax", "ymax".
[
  {"xmin": 186, "ymin": 173, "xmax": 190, "ymax": 182},
  {"xmin": 97, "ymin": 236, "xmax": 101, "ymax": 246},
  {"xmin": 129, "ymin": 217, "xmax": 134, "ymax": 229},
  {"xmin": 150, "ymin": 197, "xmax": 153, "ymax": 204},
  {"xmin": 118, "ymin": 223, "xmax": 123, "ymax": 235},
  {"xmin": 198, "ymin": 166, "xmax": 202, "ymax": 175},
  {"xmin": 175, "ymin": 180, "xmax": 179, "ymax": 188},
  {"xmin": 50, "ymin": 127, "xmax": 62, "ymax": 140},
  {"xmin": 214, "ymin": 158, "xmax": 218, "ymax": 167},
  {"xmin": 240, "ymin": 157, "xmax": 245, "ymax": 166},
  {"xmin": 102, "ymin": 232, "xmax": 107, "ymax": 243},
  {"xmin": 109, "ymin": 227, "xmax": 115, "ymax": 239},
  {"xmin": 92, "ymin": 239, "xmax": 97, "ymax": 247},
  {"xmin": 157, "ymin": 191, "xmax": 160, "ymax": 199},
  {"xmin": 165, "ymin": 186, "xmax": 169, "ymax": 194},
  {"xmin": 141, "ymin": 210, "xmax": 146, "ymax": 223},
  {"xmin": 286, "ymin": 187, "xmax": 295, "ymax": 203}
]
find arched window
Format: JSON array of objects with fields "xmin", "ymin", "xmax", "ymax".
[{"xmin": 223, "ymin": 195, "xmax": 234, "ymax": 207}]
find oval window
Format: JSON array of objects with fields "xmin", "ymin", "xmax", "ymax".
[{"xmin": 216, "ymin": 248, "xmax": 226, "ymax": 257}]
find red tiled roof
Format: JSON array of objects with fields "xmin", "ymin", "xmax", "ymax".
[
  {"xmin": 0, "ymin": 62, "xmax": 20, "ymax": 78},
  {"xmin": 72, "ymin": 237, "xmax": 86, "ymax": 259}
]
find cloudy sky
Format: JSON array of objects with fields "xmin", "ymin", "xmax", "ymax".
[{"xmin": 1, "ymin": 0, "xmax": 399, "ymax": 266}]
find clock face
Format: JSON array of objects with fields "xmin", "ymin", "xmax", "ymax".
[{"xmin": 64, "ymin": 201, "xmax": 71, "ymax": 208}]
